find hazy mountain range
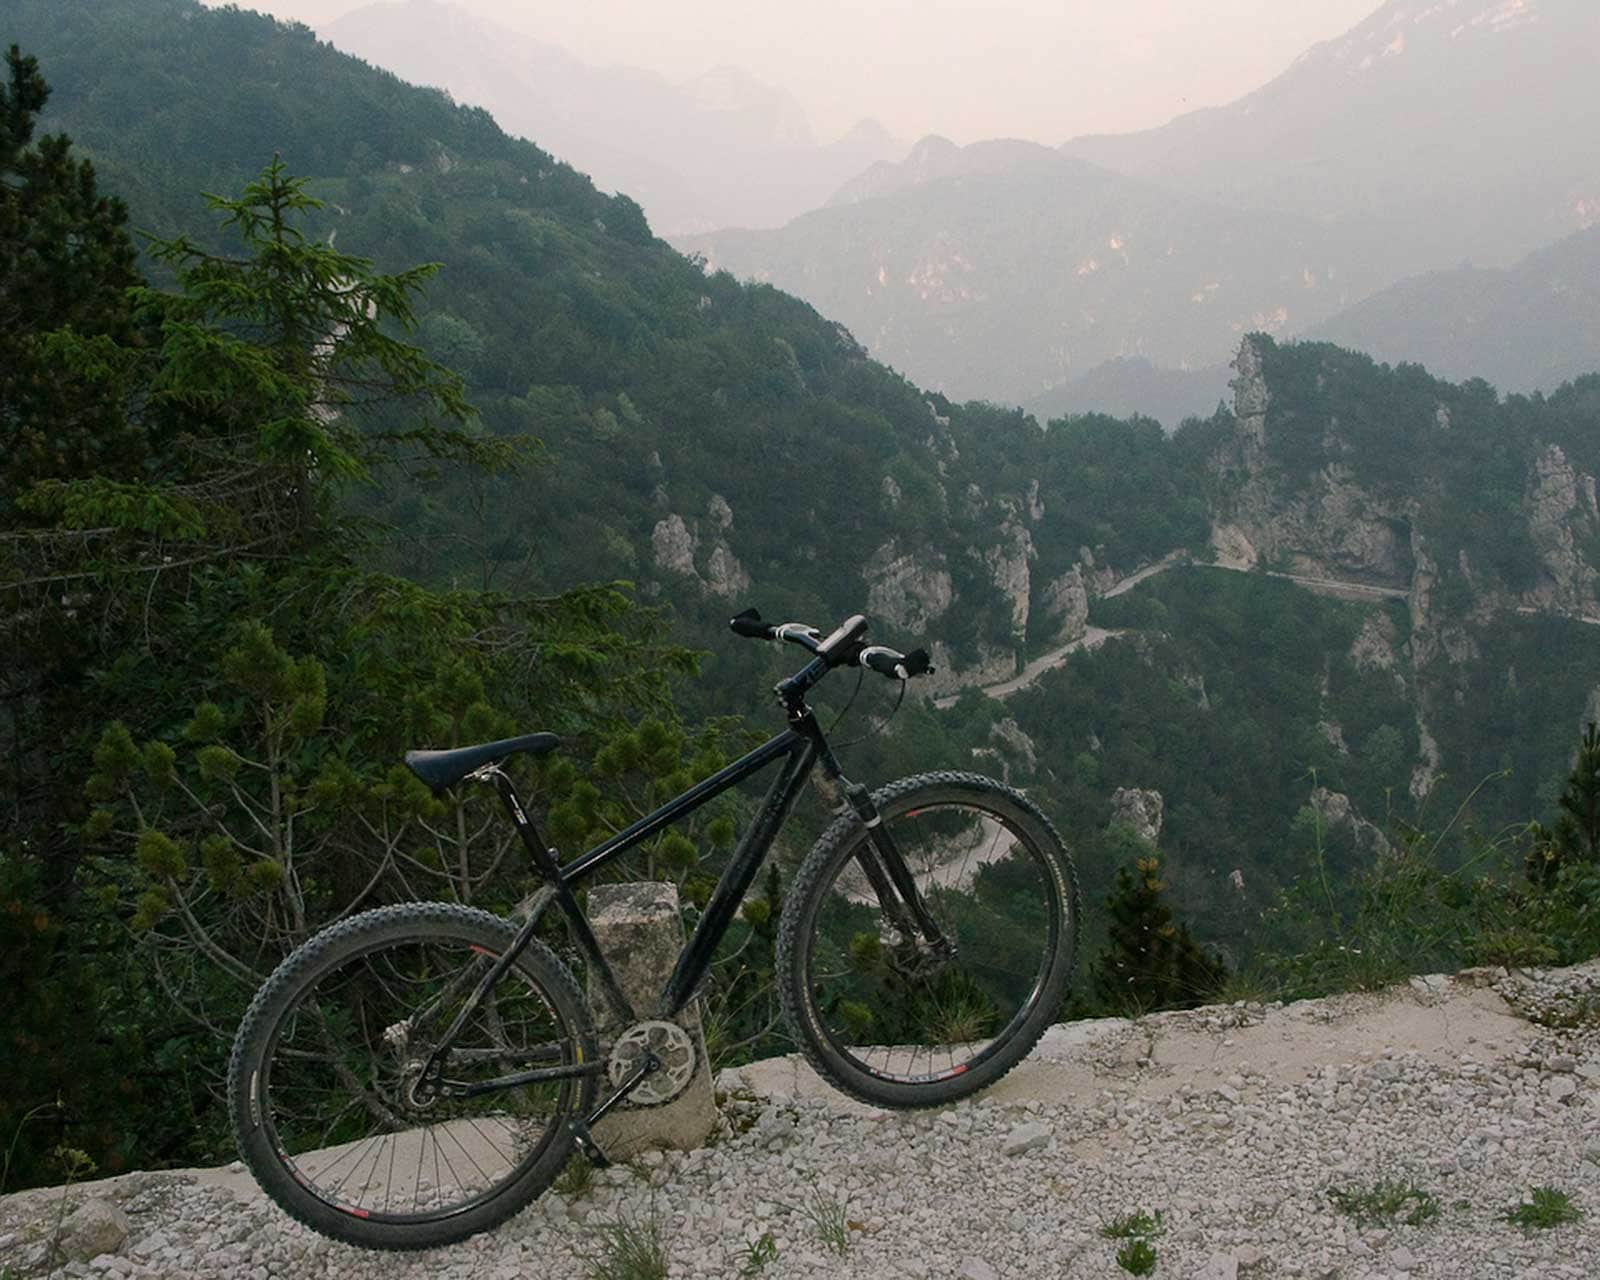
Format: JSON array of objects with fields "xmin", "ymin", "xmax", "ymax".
[
  {"xmin": 1062, "ymin": 0, "xmax": 1600, "ymax": 270},
  {"xmin": 678, "ymin": 139, "xmax": 1400, "ymax": 407},
  {"xmin": 682, "ymin": 0, "xmax": 1600, "ymax": 412},
  {"xmin": 1309, "ymin": 224, "xmax": 1600, "ymax": 392},
  {"xmin": 1029, "ymin": 226, "xmax": 1600, "ymax": 426},
  {"xmin": 319, "ymin": 0, "xmax": 903, "ymax": 235}
]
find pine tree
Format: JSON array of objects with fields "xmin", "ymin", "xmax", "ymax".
[
  {"xmin": 1092, "ymin": 854, "xmax": 1228, "ymax": 1015},
  {"xmin": 1, "ymin": 46, "xmax": 152, "ymax": 850},
  {"xmin": 0, "ymin": 45, "xmax": 146, "ymax": 510},
  {"xmin": 1525, "ymin": 722, "xmax": 1600, "ymax": 887}
]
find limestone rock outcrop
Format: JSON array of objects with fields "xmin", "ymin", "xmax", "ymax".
[{"xmin": 1111, "ymin": 787, "xmax": 1165, "ymax": 845}]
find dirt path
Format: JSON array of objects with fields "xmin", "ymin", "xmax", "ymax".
[{"xmin": 733, "ymin": 969, "xmax": 1537, "ymax": 1115}]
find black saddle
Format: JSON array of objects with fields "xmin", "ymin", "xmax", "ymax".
[{"xmin": 403, "ymin": 732, "xmax": 560, "ymax": 790}]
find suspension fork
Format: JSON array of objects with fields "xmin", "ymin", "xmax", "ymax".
[
  {"xmin": 797, "ymin": 706, "xmax": 950, "ymax": 950},
  {"xmin": 842, "ymin": 779, "xmax": 951, "ymax": 950}
]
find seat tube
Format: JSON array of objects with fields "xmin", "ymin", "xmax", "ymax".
[{"xmin": 491, "ymin": 770, "xmax": 636, "ymax": 1023}]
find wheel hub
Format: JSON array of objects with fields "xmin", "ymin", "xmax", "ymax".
[{"xmin": 607, "ymin": 1020, "xmax": 697, "ymax": 1106}]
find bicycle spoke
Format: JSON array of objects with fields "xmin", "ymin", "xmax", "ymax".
[
  {"xmin": 249, "ymin": 920, "xmax": 584, "ymax": 1227},
  {"xmin": 798, "ymin": 791, "xmax": 1066, "ymax": 1089}
]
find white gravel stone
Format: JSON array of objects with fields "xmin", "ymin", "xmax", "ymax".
[{"xmin": 1001, "ymin": 1121, "xmax": 1050, "ymax": 1155}]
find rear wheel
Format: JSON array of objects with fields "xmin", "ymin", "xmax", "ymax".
[
  {"xmin": 228, "ymin": 903, "xmax": 598, "ymax": 1250},
  {"xmin": 778, "ymin": 772, "xmax": 1079, "ymax": 1108}
]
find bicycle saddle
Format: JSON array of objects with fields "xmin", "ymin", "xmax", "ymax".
[{"xmin": 403, "ymin": 732, "xmax": 560, "ymax": 790}]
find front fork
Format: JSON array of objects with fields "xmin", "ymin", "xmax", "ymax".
[{"xmin": 801, "ymin": 711, "xmax": 950, "ymax": 954}]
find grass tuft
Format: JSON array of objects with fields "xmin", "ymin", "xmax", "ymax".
[
  {"xmin": 553, "ymin": 1154, "xmax": 596, "ymax": 1200},
  {"xmin": 1101, "ymin": 1208, "xmax": 1164, "ymax": 1240},
  {"xmin": 1505, "ymin": 1186, "xmax": 1584, "ymax": 1230},
  {"xmin": 1102, "ymin": 1206, "xmax": 1162, "ymax": 1274},
  {"xmin": 582, "ymin": 1209, "xmax": 668, "ymax": 1280},
  {"xmin": 738, "ymin": 1231, "xmax": 778, "ymax": 1276},
  {"xmin": 1327, "ymin": 1177, "xmax": 1440, "ymax": 1226},
  {"xmin": 795, "ymin": 1186, "xmax": 851, "ymax": 1256}
]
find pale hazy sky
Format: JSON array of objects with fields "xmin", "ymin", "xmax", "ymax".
[{"xmin": 206, "ymin": 0, "xmax": 1384, "ymax": 143}]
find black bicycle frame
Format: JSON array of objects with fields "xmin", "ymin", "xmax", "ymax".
[
  {"xmin": 430, "ymin": 714, "xmax": 826, "ymax": 1101},
  {"xmin": 531, "ymin": 723, "xmax": 819, "ymax": 1026},
  {"xmin": 430, "ymin": 665, "xmax": 950, "ymax": 1107}
]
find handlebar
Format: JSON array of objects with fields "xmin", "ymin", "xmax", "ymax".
[{"xmin": 728, "ymin": 608, "xmax": 933, "ymax": 683}]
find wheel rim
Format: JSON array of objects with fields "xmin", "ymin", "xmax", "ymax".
[
  {"xmin": 800, "ymin": 797, "xmax": 1063, "ymax": 1087},
  {"xmin": 254, "ymin": 932, "xmax": 579, "ymax": 1225}
]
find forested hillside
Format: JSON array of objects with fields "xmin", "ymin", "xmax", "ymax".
[{"xmin": 6, "ymin": 0, "xmax": 1600, "ymax": 1198}]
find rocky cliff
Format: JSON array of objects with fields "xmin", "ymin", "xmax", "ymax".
[{"xmin": 1210, "ymin": 334, "xmax": 1600, "ymax": 642}]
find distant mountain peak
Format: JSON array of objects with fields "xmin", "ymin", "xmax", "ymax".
[
  {"xmin": 826, "ymin": 135, "xmax": 1073, "ymax": 208},
  {"xmin": 1060, "ymin": 0, "xmax": 1598, "ymax": 270},
  {"xmin": 907, "ymin": 134, "xmax": 959, "ymax": 163},
  {"xmin": 1306, "ymin": 0, "xmax": 1546, "ymax": 76}
]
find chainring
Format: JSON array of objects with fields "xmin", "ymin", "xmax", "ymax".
[{"xmin": 607, "ymin": 1019, "xmax": 698, "ymax": 1107}]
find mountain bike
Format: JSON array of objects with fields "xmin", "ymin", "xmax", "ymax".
[{"xmin": 227, "ymin": 610, "xmax": 1081, "ymax": 1250}]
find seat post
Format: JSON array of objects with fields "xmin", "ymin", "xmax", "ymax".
[{"xmin": 488, "ymin": 769, "xmax": 564, "ymax": 881}]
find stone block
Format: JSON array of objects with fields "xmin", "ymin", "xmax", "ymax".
[
  {"xmin": 588, "ymin": 881, "xmax": 717, "ymax": 1156},
  {"xmin": 56, "ymin": 1199, "xmax": 130, "ymax": 1263}
]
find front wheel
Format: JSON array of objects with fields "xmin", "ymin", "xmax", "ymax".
[
  {"xmin": 778, "ymin": 772, "xmax": 1080, "ymax": 1108},
  {"xmin": 228, "ymin": 902, "xmax": 599, "ymax": 1250}
]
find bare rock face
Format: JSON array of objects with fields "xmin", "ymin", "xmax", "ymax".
[
  {"xmin": 1039, "ymin": 567, "xmax": 1090, "ymax": 644},
  {"xmin": 1110, "ymin": 787, "xmax": 1164, "ymax": 845},
  {"xmin": 1230, "ymin": 335, "xmax": 1270, "ymax": 456},
  {"xmin": 1216, "ymin": 336, "xmax": 1450, "ymax": 614},
  {"xmin": 864, "ymin": 540, "xmax": 954, "ymax": 632},
  {"xmin": 1411, "ymin": 714, "xmax": 1443, "ymax": 802},
  {"xmin": 985, "ymin": 509, "xmax": 1034, "ymax": 638},
  {"xmin": 651, "ymin": 514, "xmax": 699, "ymax": 577},
  {"xmin": 650, "ymin": 511, "xmax": 748, "ymax": 598},
  {"xmin": 1318, "ymin": 720, "xmax": 1350, "ymax": 755},
  {"xmin": 1213, "ymin": 340, "xmax": 1419, "ymax": 591},
  {"xmin": 1026, "ymin": 479, "xmax": 1044, "ymax": 522},
  {"xmin": 1408, "ymin": 531, "xmax": 1480, "ymax": 668},
  {"xmin": 1230, "ymin": 459, "xmax": 1417, "ymax": 588},
  {"xmin": 1311, "ymin": 787, "xmax": 1391, "ymax": 859},
  {"xmin": 1349, "ymin": 612, "xmax": 1403, "ymax": 680},
  {"xmin": 1522, "ymin": 444, "xmax": 1600, "ymax": 616},
  {"xmin": 56, "ymin": 1199, "xmax": 129, "ymax": 1263},
  {"xmin": 921, "ymin": 639, "xmax": 1016, "ymax": 699},
  {"xmin": 990, "ymin": 718, "xmax": 1039, "ymax": 774},
  {"xmin": 1210, "ymin": 522, "xmax": 1259, "ymax": 571},
  {"xmin": 704, "ymin": 543, "xmax": 750, "ymax": 599}
]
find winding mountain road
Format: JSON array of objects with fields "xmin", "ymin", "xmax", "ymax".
[{"xmin": 936, "ymin": 551, "xmax": 1416, "ymax": 709}]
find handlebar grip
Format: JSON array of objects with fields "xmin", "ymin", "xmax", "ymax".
[
  {"xmin": 860, "ymin": 645, "xmax": 935, "ymax": 680},
  {"xmin": 861, "ymin": 648, "xmax": 902, "ymax": 678},
  {"xmin": 729, "ymin": 608, "xmax": 776, "ymax": 640}
]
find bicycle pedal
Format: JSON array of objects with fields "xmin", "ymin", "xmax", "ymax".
[{"xmin": 567, "ymin": 1118, "xmax": 611, "ymax": 1169}]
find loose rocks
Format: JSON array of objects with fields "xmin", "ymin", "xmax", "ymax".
[{"xmin": 6, "ymin": 962, "xmax": 1600, "ymax": 1278}]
